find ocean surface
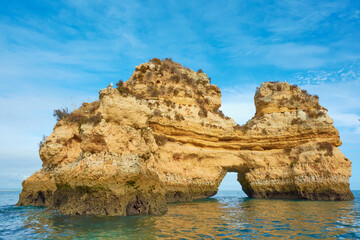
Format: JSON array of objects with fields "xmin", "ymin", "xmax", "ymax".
[{"xmin": 1, "ymin": 190, "xmax": 360, "ymax": 239}]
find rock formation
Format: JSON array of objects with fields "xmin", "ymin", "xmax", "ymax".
[{"xmin": 17, "ymin": 58, "xmax": 354, "ymax": 216}]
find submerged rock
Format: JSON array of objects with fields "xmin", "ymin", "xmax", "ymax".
[{"xmin": 17, "ymin": 58, "xmax": 354, "ymax": 215}]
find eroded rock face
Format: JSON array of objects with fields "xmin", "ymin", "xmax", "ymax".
[{"xmin": 17, "ymin": 58, "xmax": 354, "ymax": 215}]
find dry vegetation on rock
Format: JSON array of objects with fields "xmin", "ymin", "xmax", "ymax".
[{"xmin": 19, "ymin": 59, "xmax": 354, "ymax": 217}]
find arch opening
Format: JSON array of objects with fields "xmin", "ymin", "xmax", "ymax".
[{"xmin": 214, "ymin": 172, "xmax": 248, "ymax": 198}]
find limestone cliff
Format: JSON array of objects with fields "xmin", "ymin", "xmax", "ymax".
[{"xmin": 17, "ymin": 58, "xmax": 354, "ymax": 216}]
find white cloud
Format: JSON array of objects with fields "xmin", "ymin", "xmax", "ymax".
[
  {"xmin": 264, "ymin": 43, "xmax": 329, "ymax": 69},
  {"xmin": 299, "ymin": 80, "xmax": 360, "ymax": 112},
  {"xmin": 331, "ymin": 113, "xmax": 360, "ymax": 127},
  {"xmin": 266, "ymin": 1, "xmax": 345, "ymax": 35},
  {"xmin": 292, "ymin": 62, "xmax": 360, "ymax": 85}
]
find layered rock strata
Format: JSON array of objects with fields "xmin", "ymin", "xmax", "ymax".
[{"xmin": 17, "ymin": 58, "xmax": 354, "ymax": 215}]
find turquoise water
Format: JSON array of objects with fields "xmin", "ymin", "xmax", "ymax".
[{"xmin": 1, "ymin": 191, "xmax": 359, "ymax": 239}]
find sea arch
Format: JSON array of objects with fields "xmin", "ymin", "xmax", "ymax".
[{"xmin": 17, "ymin": 61, "xmax": 354, "ymax": 216}]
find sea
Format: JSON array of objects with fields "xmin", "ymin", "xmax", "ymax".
[{"xmin": 1, "ymin": 190, "xmax": 359, "ymax": 239}]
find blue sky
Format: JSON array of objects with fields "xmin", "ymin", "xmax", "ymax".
[{"xmin": 0, "ymin": 0, "xmax": 359, "ymax": 190}]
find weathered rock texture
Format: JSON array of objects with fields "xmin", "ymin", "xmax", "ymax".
[{"xmin": 17, "ymin": 58, "xmax": 354, "ymax": 215}]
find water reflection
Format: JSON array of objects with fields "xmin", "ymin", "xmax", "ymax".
[
  {"xmin": 2, "ymin": 191, "xmax": 360, "ymax": 239},
  {"xmin": 152, "ymin": 194, "xmax": 360, "ymax": 239}
]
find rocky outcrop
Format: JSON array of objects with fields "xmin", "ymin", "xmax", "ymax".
[{"xmin": 17, "ymin": 58, "xmax": 354, "ymax": 215}]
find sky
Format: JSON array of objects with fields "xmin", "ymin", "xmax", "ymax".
[{"xmin": 0, "ymin": 0, "xmax": 359, "ymax": 191}]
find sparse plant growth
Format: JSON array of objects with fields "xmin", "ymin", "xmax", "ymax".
[
  {"xmin": 169, "ymin": 65, "xmax": 179, "ymax": 75},
  {"xmin": 53, "ymin": 108, "xmax": 70, "ymax": 121},
  {"xmin": 68, "ymin": 111, "xmax": 86, "ymax": 123},
  {"xmin": 67, "ymin": 110, "xmax": 103, "ymax": 127},
  {"xmin": 154, "ymin": 134, "xmax": 169, "ymax": 146},
  {"xmin": 197, "ymin": 69, "xmax": 203, "ymax": 73},
  {"xmin": 84, "ymin": 101, "xmax": 100, "ymax": 113},
  {"xmin": 266, "ymin": 83, "xmax": 321, "ymax": 111},
  {"xmin": 151, "ymin": 89, "xmax": 160, "ymax": 97},
  {"xmin": 319, "ymin": 142, "xmax": 333, "ymax": 156},
  {"xmin": 159, "ymin": 86, "xmax": 166, "ymax": 95},
  {"xmin": 116, "ymin": 79, "xmax": 124, "ymax": 88},
  {"xmin": 317, "ymin": 111, "xmax": 326, "ymax": 117},
  {"xmin": 38, "ymin": 135, "xmax": 47, "ymax": 151},
  {"xmin": 164, "ymin": 100, "xmax": 172, "ymax": 107},
  {"xmin": 196, "ymin": 98, "xmax": 205, "ymax": 108},
  {"xmin": 306, "ymin": 110, "xmax": 317, "ymax": 118},
  {"xmin": 116, "ymin": 80, "xmax": 131, "ymax": 95},
  {"xmin": 234, "ymin": 124, "xmax": 242, "ymax": 130},
  {"xmin": 291, "ymin": 118, "xmax": 305, "ymax": 125},
  {"xmin": 134, "ymin": 93, "xmax": 145, "ymax": 99},
  {"xmin": 164, "ymin": 100, "xmax": 175, "ymax": 108},
  {"xmin": 133, "ymin": 72, "xmax": 143, "ymax": 80},
  {"xmin": 170, "ymin": 75, "xmax": 180, "ymax": 83},
  {"xmin": 213, "ymin": 109, "xmax": 231, "ymax": 120},
  {"xmin": 290, "ymin": 84, "xmax": 298, "ymax": 90},
  {"xmin": 156, "ymin": 58, "xmax": 201, "ymax": 88},
  {"xmin": 284, "ymin": 146, "xmax": 292, "ymax": 153},
  {"xmin": 153, "ymin": 109, "xmax": 161, "ymax": 116},
  {"xmin": 53, "ymin": 103, "xmax": 103, "ymax": 126},
  {"xmin": 289, "ymin": 95, "xmax": 301, "ymax": 104},
  {"xmin": 183, "ymin": 75, "xmax": 195, "ymax": 86},
  {"xmin": 167, "ymin": 86, "xmax": 174, "ymax": 93},
  {"xmin": 279, "ymin": 97, "xmax": 288, "ymax": 106},
  {"xmin": 198, "ymin": 107, "xmax": 208, "ymax": 118},
  {"xmin": 290, "ymin": 161, "xmax": 297, "ymax": 168},
  {"xmin": 145, "ymin": 71, "xmax": 152, "ymax": 79},
  {"xmin": 139, "ymin": 65, "xmax": 147, "ymax": 73},
  {"xmin": 301, "ymin": 89, "xmax": 312, "ymax": 98},
  {"xmin": 184, "ymin": 91, "xmax": 192, "ymax": 98},
  {"xmin": 305, "ymin": 108, "xmax": 326, "ymax": 119},
  {"xmin": 175, "ymin": 112, "xmax": 185, "ymax": 121},
  {"xmin": 267, "ymin": 82, "xmax": 282, "ymax": 91},
  {"xmin": 87, "ymin": 113, "xmax": 102, "ymax": 125},
  {"xmin": 208, "ymin": 85, "xmax": 221, "ymax": 94},
  {"xmin": 206, "ymin": 123, "xmax": 219, "ymax": 129},
  {"xmin": 173, "ymin": 88, "xmax": 180, "ymax": 96},
  {"xmin": 239, "ymin": 123, "xmax": 251, "ymax": 132},
  {"xmin": 147, "ymin": 86, "xmax": 160, "ymax": 97},
  {"xmin": 215, "ymin": 109, "xmax": 225, "ymax": 118},
  {"xmin": 160, "ymin": 58, "xmax": 181, "ymax": 73},
  {"xmin": 149, "ymin": 58, "xmax": 161, "ymax": 65}
]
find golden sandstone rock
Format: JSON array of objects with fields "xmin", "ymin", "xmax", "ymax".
[{"xmin": 17, "ymin": 58, "xmax": 354, "ymax": 216}]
